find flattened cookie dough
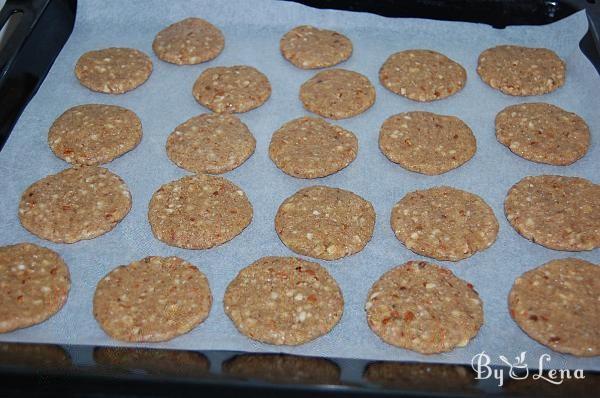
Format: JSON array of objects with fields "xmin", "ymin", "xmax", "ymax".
[
  {"xmin": 48, "ymin": 104, "xmax": 142, "ymax": 165},
  {"xmin": 148, "ymin": 174, "xmax": 252, "ymax": 249},
  {"xmin": 280, "ymin": 25, "xmax": 352, "ymax": 69},
  {"xmin": 496, "ymin": 103, "xmax": 590, "ymax": 165},
  {"xmin": 477, "ymin": 45, "xmax": 565, "ymax": 96},
  {"xmin": 153, "ymin": 17, "xmax": 224, "ymax": 65},
  {"xmin": 365, "ymin": 261, "xmax": 483, "ymax": 354},
  {"xmin": 166, "ymin": 113, "xmax": 256, "ymax": 174},
  {"xmin": 391, "ymin": 186, "xmax": 498, "ymax": 261},
  {"xmin": 18, "ymin": 166, "xmax": 132, "ymax": 243},
  {"xmin": 504, "ymin": 175, "xmax": 600, "ymax": 251},
  {"xmin": 0, "ymin": 243, "xmax": 70, "ymax": 333},
  {"xmin": 75, "ymin": 48, "xmax": 152, "ymax": 94},
  {"xmin": 94, "ymin": 256, "xmax": 212, "ymax": 342},
  {"xmin": 193, "ymin": 65, "xmax": 271, "ymax": 113},
  {"xmin": 269, "ymin": 116, "xmax": 358, "ymax": 178},
  {"xmin": 275, "ymin": 186, "xmax": 375, "ymax": 260},
  {"xmin": 509, "ymin": 258, "xmax": 600, "ymax": 356},
  {"xmin": 300, "ymin": 69, "xmax": 375, "ymax": 119},
  {"xmin": 379, "ymin": 50, "xmax": 466, "ymax": 102},
  {"xmin": 224, "ymin": 256, "xmax": 343, "ymax": 345},
  {"xmin": 379, "ymin": 111, "xmax": 476, "ymax": 175}
]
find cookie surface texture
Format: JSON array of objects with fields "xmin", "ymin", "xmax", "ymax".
[
  {"xmin": 280, "ymin": 25, "xmax": 352, "ymax": 69},
  {"xmin": 153, "ymin": 17, "xmax": 224, "ymax": 65},
  {"xmin": 379, "ymin": 111, "xmax": 476, "ymax": 175},
  {"xmin": 391, "ymin": 186, "xmax": 498, "ymax": 261},
  {"xmin": 299, "ymin": 68, "xmax": 375, "ymax": 119},
  {"xmin": 224, "ymin": 256, "xmax": 343, "ymax": 345},
  {"xmin": 192, "ymin": 65, "xmax": 271, "ymax": 113},
  {"xmin": 0, "ymin": 243, "xmax": 70, "ymax": 333},
  {"xmin": 275, "ymin": 186, "xmax": 375, "ymax": 260},
  {"xmin": 166, "ymin": 113, "xmax": 255, "ymax": 174},
  {"xmin": 269, "ymin": 116, "xmax": 358, "ymax": 178},
  {"xmin": 477, "ymin": 45, "xmax": 565, "ymax": 96},
  {"xmin": 504, "ymin": 175, "xmax": 600, "ymax": 251},
  {"xmin": 48, "ymin": 104, "xmax": 142, "ymax": 165},
  {"xmin": 148, "ymin": 174, "xmax": 252, "ymax": 249},
  {"xmin": 495, "ymin": 103, "xmax": 589, "ymax": 165},
  {"xmin": 379, "ymin": 50, "xmax": 466, "ymax": 101},
  {"xmin": 365, "ymin": 261, "xmax": 483, "ymax": 354},
  {"xmin": 75, "ymin": 47, "xmax": 152, "ymax": 94},
  {"xmin": 93, "ymin": 256, "xmax": 212, "ymax": 342},
  {"xmin": 18, "ymin": 166, "xmax": 132, "ymax": 243},
  {"xmin": 508, "ymin": 258, "xmax": 599, "ymax": 357}
]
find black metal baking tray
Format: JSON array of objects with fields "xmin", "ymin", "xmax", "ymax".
[{"xmin": 0, "ymin": 1, "xmax": 599, "ymax": 397}]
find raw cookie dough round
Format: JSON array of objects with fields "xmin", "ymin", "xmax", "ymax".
[
  {"xmin": 224, "ymin": 256, "xmax": 343, "ymax": 345},
  {"xmin": 18, "ymin": 166, "xmax": 132, "ymax": 243},
  {"xmin": 391, "ymin": 186, "xmax": 498, "ymax": 261},
  {"xmin": 0, "ymin": 243, "xmax": 70, "ymax": 333},
  {"xmin": 365, "ymin": 261, "xmax": 484, "ymax": 354},
  {"xmin": 152, "ymin": 17, "xmax": 224, "ymax": 65},
  {"xmin": 299, "ymin": 68, "xmax": 376, "ymax": 119},
  {"xmin": 275, "ymin": 186, "xmax": 375, "ymax": 260},
  {"xmin": 379, "ymin": 50, "xmax": 466, "ymax": 102},
  {"xmin": 93, "ymin": 256, "xmax": 212, "ymax": 342},
  {"xmin": 48, "ymin": 104, "xmax": 142, "ymax": 165},
  {"xmin": 192, "ymin": 65, "xmax": 271, "ymax": 113},
  {"xmin": 223, "ymin": 354, "xmax": 341, "ymax": 385},
  {"xmin": 509, "ymin": 258, "xmax": 599, "ymax": 357},
  {"xmin": 379, "ymin": 111, "xmax": 476, "ymax": 175},
  {"xmin": 495, "ymin": 103, "xmax": 590, "ymax": 165},
  {"xmin": 268, "ymin": 116, "xmax": 358, "ymax": 178},
  {"xmin": 477, "ymin": 45, "xmax": 565, "ymax": 96},
  {"xmin": 280, "ymin": 25, "xmax": 352, "ymax": 69},
  {"xmin": 504, "ymin": 175, "xmax": 600, "ymax": 251},
  {"xmin": 166, "ymin": 113, "xmax": 256, "ymax": 174},
  {"xmin": 75, "ymin": 47, "xmax": 152, "ymax": 94},
  {"xmin": 148, "ymin": 174, "xmax": 252, "ymax": 249}
]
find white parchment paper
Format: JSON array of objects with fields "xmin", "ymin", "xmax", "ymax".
[{"xmin": 0, "ymin": 0, "xmax": 599, "ymax": 370}]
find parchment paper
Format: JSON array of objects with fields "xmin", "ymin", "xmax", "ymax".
[{"xmin": 0, "ymin": 0, "xmax": 598, "ymax": 371}]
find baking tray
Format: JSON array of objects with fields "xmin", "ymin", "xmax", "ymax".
[{"xmin": 0, "ymin": 0, "xmax": 599, "ymax": 396}]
